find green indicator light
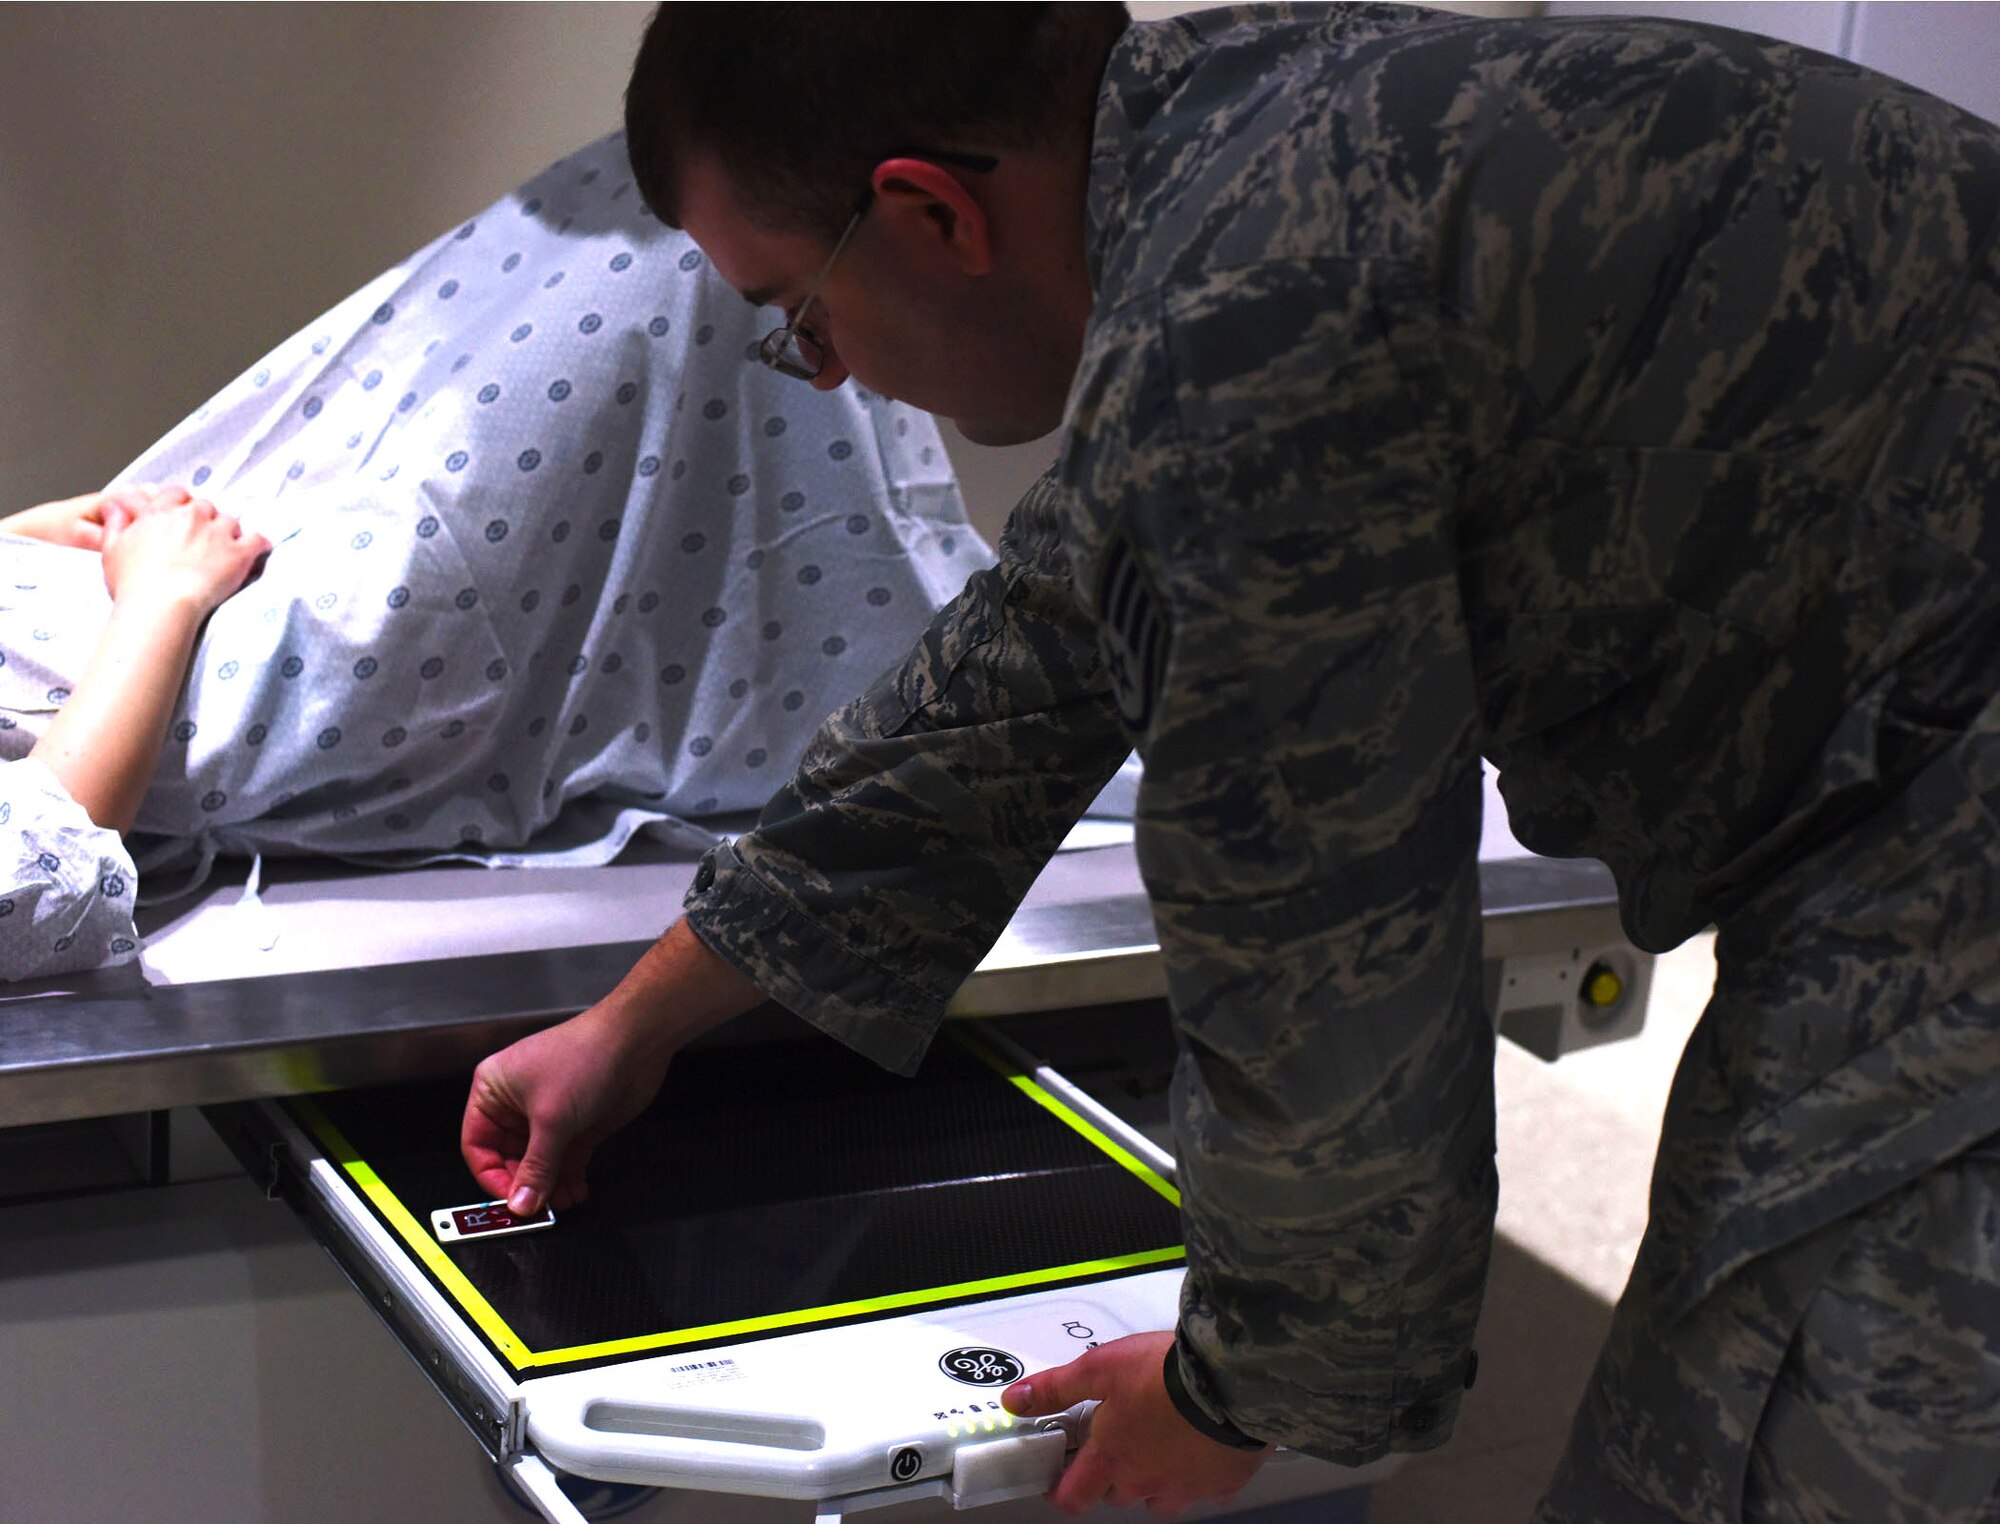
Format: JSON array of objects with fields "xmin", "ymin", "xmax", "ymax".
[{"xmin": 984, "ymin": 1416, "xmax": 996, "ymax": 1431}]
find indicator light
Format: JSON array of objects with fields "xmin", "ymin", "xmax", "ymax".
[
  {"xmin": 1583, "ymin": 964, "xmax": 1623, "ymax": 1008},
  {"xmin": 945, "ymin": 1410, "xmax": 1015, "ymax": 1440}
]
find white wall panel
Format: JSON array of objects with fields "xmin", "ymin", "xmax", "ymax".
[{"xmin": 1848, "ymin": 2, "xmax": 2000, "ymax": 124}]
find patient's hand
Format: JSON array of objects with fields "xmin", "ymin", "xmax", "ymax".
[
  {"xmin": 29, "ymin": 494, "xmax": 268, "ymax": 831},
  {"xmin": 101, "ymin": 496, "xmax": 270, "ymax": 615},
  {"xmin": 0, "ymin": 485, "xmax": 165, "ymax": 551}
]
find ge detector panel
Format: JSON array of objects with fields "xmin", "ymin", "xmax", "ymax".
[{"xmin": 290, "ymin": 1030, "xmax": 1185, "ymax": 1376}]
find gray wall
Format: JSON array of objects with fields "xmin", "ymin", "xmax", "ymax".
[
  {"xmin": 1846, "ymin": 3, "xmax": 2000, "ymax": 125},
  {"xmin": 17, "ymin": 3, "xmax": 1978, "ymax": 548},
  {"xmin": 1545, "ymin": 2, "xmax": 2000, "ymax": 124},
  {"xmin": 0, "ymin": 5, "xmax": 652, "ymax": 515},
  {"xmin": 0, "ymin": 2, "xmax": 1057, "ymax": 547},
  {"xmin": 0, "ymin": 2, "xmax": 1540, "ymax": 552}
]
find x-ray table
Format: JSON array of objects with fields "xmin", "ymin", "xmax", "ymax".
[{"xmin": 2, "ymin": 775, "xmax": 1651, "ymax": 1519}]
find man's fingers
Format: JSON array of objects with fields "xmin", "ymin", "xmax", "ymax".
[
  {"xmin": 461, "ymin": 1129, "xmax": 523, "ymax": 1199},
  {"xmin": 1047, "ymin": 1441, "xmax": 1109, "ymax": 1517},
  {"xmin": 467, "ymin": 1157, "xmax": 519, "ymax": 1201},
  {"xmin": 1004, "ymin": 1352, "xmax": 1092, "ymax": 1418},
  {"xmin": 461, "ymin": 1069, "xmax": 528, "ymax": 1169},
  {"xmin": 506, "ymin": 1122, "xmax": 578, "ymax": 1217},
  {"xmin": 1103, "ymin": 1477, "xmax": 1147, "ymax": 1509},
  {"xmin": 551, "ymin": 1141, "xmax": 596, "ymax": 1212}
]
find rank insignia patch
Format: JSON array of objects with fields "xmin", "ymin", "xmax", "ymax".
[{"xmin": 1097, "ymin": 529, "xmax": 1170, "ymax": 732}]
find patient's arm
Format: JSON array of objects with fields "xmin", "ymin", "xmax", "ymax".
[
  {"xmin": 29, "ymin": 498, "xmax": 269, "ymax": 832},
  {"xmin": 0, "ymin": 485, "xmax": 170, "ymax": 551}
]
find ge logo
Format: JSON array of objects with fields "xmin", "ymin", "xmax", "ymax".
[{"xmin": 939, "ymin": 1347, "xmax": 1024, "ymax": 1386}]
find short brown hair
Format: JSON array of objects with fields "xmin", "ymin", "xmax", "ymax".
[{"xmin": 625, "ymin": 3, "xmax": 1131, "ymax": 239}]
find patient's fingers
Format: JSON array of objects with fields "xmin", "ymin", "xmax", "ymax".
[{"xmin": 109, "ymin": 483, "xmax": 193, "ymax": 516}]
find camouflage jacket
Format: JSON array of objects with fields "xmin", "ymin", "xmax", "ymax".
[{"xmin": 687, "ymin": 3, "xmax": 2000, "ymax": 1465}]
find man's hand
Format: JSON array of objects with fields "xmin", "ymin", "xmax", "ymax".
[
  {"xmin": 1002, "ymin": 1332, "xmax": 1270, "ymax": 1517},
  {"xmin": 100, "ymin": 495, "xmax": 269, "ymax": 614},
  {"xmin": 0, "ymin": 485, "xmax": 168, "ymax": 550},
  {"xmin": 461, "ymin": 919, "xmax": 768, "ymax": 1215},
  {"xmin": 462, "ymin": 1005, "xmax": 679, "ymax": 1215}
]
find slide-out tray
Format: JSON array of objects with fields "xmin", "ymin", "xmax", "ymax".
[
  {"xmin": 238, "ymin": 1026, "xmax": 1189, "ymax": 1514},
  {"xmin": 291, "ymin": 1027, "xmax": 1184, "ymax": 1375}
]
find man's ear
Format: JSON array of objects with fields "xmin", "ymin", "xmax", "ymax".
[{"xmin": 870, "ymin": 157, "xmax": 994, "ymax": 276}]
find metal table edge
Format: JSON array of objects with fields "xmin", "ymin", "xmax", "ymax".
[{"xmin": 2, "ymin": 854, "xmax": 1626, "ymax": 1126}]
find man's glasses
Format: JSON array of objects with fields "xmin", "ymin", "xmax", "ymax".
[
  {"xmin": 757, "ymin": 211, "xmax": 864, "ymax": 381},
  {"xmin": 758, "ymin": 149, "xmax": 998, "ymax": 382}
]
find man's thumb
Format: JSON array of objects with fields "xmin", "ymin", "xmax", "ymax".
[{"xmin": 507, "ymin": 1131, "xmax": 567, "ymax": 1216}]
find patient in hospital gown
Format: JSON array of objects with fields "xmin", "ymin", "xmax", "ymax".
[{"xmin": 0, "ymin": 132, "xmax": 992, "ymax": 981}]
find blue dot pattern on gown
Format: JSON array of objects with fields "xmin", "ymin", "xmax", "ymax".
[
  {"xmin": 114, "ymin": 131, "xmax": 991, "ymax": 870},
  {"xmin": 0, "ymin": 547, "xmax": 147, "ymax": 980},
  {"xmin": 0, "ymin": 132, "xmax": 994, "ymax": 980}
]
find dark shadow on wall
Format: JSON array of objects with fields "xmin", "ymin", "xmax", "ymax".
[{"xmin": 0, "ymin": 2, "xmax": 649, "ymax": 506}]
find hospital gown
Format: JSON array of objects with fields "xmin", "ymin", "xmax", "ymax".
[
  {"xmin": 0, "ymin": 131, "xmax": 991, "ymax": 980},
  {"xmin": 0, "ymin": 538, "xmax": 141, "ymax": 980}
]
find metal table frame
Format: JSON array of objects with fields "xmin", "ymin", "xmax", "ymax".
[{"xmin": 0, "ymin": 846, "xmax": 1634, "ymax": 1128}]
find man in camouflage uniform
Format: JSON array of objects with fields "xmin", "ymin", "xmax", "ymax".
[{"xmin": 462, "ymin": 5, "xmax": 2000, "ymax": 1518}]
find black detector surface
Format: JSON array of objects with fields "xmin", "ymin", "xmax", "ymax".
[{"xmin": 296, "ymin": 1029, "xmax": 1183, "ymax": 1374}]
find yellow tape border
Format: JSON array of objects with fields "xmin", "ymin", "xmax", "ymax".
[
  {"xmin": 294, "ymin": 1096, "xmax": 534, "ymax": 1365},
  {"xmin": 526, "ymin": 1244, "xmax": 1184, "ymax": 1367},
  {"xmin": 947, "ymin": 1027, "xmax": 1183, "ymax": 1210},
  {"xmin": 294, "ymin": 1038, "xmax": 1184, "ymax": 1372}
]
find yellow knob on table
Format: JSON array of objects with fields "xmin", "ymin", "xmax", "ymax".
[{"xmin": 1583, "ymin": 965, "xmax": 1623, "ymax": 1008}]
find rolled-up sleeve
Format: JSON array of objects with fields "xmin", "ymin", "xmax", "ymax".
[
  {"xmin": 682, "ymin": 470, "xmax": 1132, "ymax": 1074},
  {"xmin": 0, "ymin": 757, "xmax": 141, "ymax": 980}
]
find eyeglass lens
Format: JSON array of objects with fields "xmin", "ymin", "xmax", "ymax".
[{"xmin": 759, "ymin": 325, "xmax": 825, "ymax": 381}]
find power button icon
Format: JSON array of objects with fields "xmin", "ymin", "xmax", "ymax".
[{"xmin": 890, "ymin": 1446, "xmax": 923, "ymax": 1482}]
